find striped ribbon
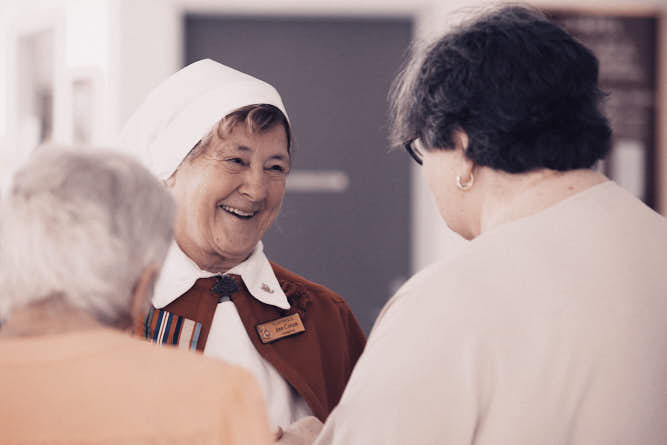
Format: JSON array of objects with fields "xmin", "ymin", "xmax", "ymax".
[{"xmin": 144, "ymin": 307, "xmax": 202, "ymax": 350}]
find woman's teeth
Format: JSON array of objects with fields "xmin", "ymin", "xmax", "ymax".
[{"xmin": 219, "ymin": 205, "xmax": 256, "ymax": 218}]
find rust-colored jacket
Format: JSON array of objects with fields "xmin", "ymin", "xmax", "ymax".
[{"xmin": 138, "ymin": 261, "xmax": 366, "ymax": 422}]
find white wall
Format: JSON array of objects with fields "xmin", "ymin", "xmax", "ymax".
[
  {"xmin": 0, "ymin": 0, "xmax": 111, "ymax": 192},
  {"xmin": 0, "ymin": 0, "xmax": 665, "ymax": 273}
]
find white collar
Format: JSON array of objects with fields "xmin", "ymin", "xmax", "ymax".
[{"xmin": 152, "ymin": 240, "xmax": 290, "ymax": 310}]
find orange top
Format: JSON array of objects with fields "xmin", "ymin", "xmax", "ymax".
[{"xmin": 0, "ymin": 329, "xmax": 272, "ymax": 444}]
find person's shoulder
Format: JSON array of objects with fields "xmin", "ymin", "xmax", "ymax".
[
  {"xmin": 26, "ymin": 330, "xmax": 269, "ymax": 443},
  {"xmin": 119, "ymin": 332, "xmax": 266, "ymax": 411},
  {"xmin": 116, "ymin": 330, "xmax": 254, "ymax": 385},
  {"xmin": 270, "ymin": 261, "xmax": 346, "ymax": 305},
  {"xmin": 399, "ymin": 255, "xmax": 466, "ymax": 294},
  {"xmin": 376, "ymin": 252, "xmax": 485, "ymax": 326}
]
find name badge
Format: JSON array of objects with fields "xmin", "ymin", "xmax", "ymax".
[{"xmin": 256, "ymin": 313, "xmax": 306, "ymax": 344}]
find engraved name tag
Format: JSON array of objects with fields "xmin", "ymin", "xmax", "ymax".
[{"xmin": 256, "ymin": 313, "xmax": 306, "ymax": 344}]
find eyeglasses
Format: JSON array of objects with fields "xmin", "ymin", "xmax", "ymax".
[{"xmin": 404, "ymin": 138, "xmax": 425, "ymax": 165}]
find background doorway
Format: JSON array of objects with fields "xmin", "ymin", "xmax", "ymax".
[{"xmin": 186, "ymin": 15, "xmax": 413, "ymax": 333}]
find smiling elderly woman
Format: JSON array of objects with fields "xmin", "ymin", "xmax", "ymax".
[
  {"xmin": 168, "ymin": 105, "xmax": 291, "ymax": 272},
  {"xmin": 119, "ymin": 60, "xmax": 365, "ymax": 430}
]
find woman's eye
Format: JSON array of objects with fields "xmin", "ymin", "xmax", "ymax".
[
  {"xmin": 227, "ymin": 158, "xmax": 246, "ymax": 166},
  {"xmin": 267, "ymin": 165, "xmax": 287, "ymax": 173}
]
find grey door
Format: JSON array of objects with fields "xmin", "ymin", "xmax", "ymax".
[{"xmin": 185, "ymin": 16, "xmax": 413, "ymax": 333}]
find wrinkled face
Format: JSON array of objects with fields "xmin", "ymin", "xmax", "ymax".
[{"xmin": 169, "ymin": 124, "xmax": 290, "ymax": 270}]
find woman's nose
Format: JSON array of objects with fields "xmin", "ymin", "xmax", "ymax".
[{"xmin": 239, "ymin": 167, "xmax": 268, "ymax": 201}]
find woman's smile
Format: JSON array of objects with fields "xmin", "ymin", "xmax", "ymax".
[{"xmin": 218, "ymin": 204, "xmax": 259, "ymax": 219}]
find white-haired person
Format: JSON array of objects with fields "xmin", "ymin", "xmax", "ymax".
[
  {"xmin": 118, "ymin": 59, "xmax": 365, "ymax": 432},
  {"xmin": 0, "ymin": 148, "xmax": 272, "ymax": 444}
]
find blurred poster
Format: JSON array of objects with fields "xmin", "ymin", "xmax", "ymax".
[
  {"xmin": 612, "ymin": 139, "xmax": 646, "ymax": 200},
  {"xmin": 16, "ymin": 29, "xmax": 54, "ymax": 155},
  {"xmin": 548, "ymin": 11, "xmax": 658, "ymax": 208},
  {"xmin": 72, "ymin": 78, "xmax": 94, "ymax": 145}
]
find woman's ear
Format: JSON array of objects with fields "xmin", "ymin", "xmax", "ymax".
[
  {"xmin": 454, "ymin": 128, "xmax": 469, "ymax": 152},
  {"xmin": 453, "ymin": 129, "xmax": 475, "ymax": 181},
  {"xmin": 129, "ymin": 264, "xmax": 158, "ymax": 330}
]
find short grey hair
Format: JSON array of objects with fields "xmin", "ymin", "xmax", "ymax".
[{"xmin": 0, "ymin": 148, "xmax": 175, "ymax": 325}]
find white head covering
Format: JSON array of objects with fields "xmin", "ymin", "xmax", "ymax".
[{"xmin": 118, "ymin": 59, "xmax": 289, "ymax": 180}]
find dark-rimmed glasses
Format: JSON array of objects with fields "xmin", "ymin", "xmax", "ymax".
[{"xmin": 404, "ymin": 138, "xmax": 425, "ymax": 165}]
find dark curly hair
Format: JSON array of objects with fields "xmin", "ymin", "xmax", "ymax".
[{"xmin": 390, "ymin": 5, "xmax": 612, "ymax": 173}]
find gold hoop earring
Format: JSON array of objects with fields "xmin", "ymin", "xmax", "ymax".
[{"xmin": 456, "ymin": 173, "xmax": 474, "ymax": 191}]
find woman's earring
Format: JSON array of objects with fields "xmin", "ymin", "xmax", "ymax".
[{"xmin": 456, "ymin": 172, "xmax": 474, "ymax": 191}]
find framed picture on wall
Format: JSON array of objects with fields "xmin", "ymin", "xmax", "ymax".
[
  {"xmin": 546, "ymin": 8, "xmax": 661, "ymax": 210},
  {"xmin": 70, "ymin": 68, "xmax": 101, "ymax": 146}
]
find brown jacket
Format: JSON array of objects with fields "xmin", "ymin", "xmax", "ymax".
[{"xmin": 139, "ymin": 261, "xmax": 366, "ymax": 422}]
